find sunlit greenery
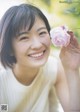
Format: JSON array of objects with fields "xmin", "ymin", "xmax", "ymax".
[{"xmin": 25, "ymin": 0, "xmax": 80, "ymax": 42}]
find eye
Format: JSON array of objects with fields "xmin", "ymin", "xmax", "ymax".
[
  {"xmin": 39, "ymin": 31, "xmax": 47, "ymax": 37},
  {"xmin": 20, "ymin": 36, "xmax": 29, "ymax": 41}
]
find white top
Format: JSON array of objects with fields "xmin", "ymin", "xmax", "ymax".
[{"xmin": 0, "ymin": 56, "xmax": 59, "ymax": 112}]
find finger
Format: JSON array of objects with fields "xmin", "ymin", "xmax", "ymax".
[
  {"xmin": 67, "ymin": 31, "xmax": 79, "ymax": 48},
  {"xmin": 61, "ymin": 45, "xmax": 80, "ymax": 54},
  {"xmin": 61, "ymin": 31, "xmax": 80, "ymax": 54},
  {"xmin": 61, "ymin": 44, "xmax": 80, "ymax": 56}
]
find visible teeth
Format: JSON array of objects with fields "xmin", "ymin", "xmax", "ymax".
[{"xmin": 30, "ymin": 52, "xmax": 43, "ymax": 58}]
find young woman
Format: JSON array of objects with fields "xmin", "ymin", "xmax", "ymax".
[{"xmin": 0, "ymin": 4, "xmax": 80, "ymax": 112}]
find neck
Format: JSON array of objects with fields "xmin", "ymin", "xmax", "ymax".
[{"xmin": 12, "ymin": 64, "xmax": 39, "ymax": 86}]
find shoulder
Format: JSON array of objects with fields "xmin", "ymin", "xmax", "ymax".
[
  {"xmin": 46, "ymin": 56, "xmax": 58, "ymax": 73},
  {"xmin": 55, "ymin": 56, "xmax": 67, "ymax": 86},
  {"xmin": 43, "ymin": 56, "xmax": 59, "ymax": 84},
  {"xmin": 0, "ymin": 67, "xmax": 11, "ymax": 82},
  {"xmin": 0, "ymin": 67, "xmax": 7, "ymax": 76}
]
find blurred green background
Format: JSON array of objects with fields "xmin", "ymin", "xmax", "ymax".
[{"xmin": 25, "ymin": 0, "xmax": 80, "ymax": 43}]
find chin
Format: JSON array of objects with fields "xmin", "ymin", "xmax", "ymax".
[{"xmin": 31, "ymin": 57, "xmax": 49, "ymax": 68}]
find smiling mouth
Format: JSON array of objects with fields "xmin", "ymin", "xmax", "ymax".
[{"xmin": 28, "ymin": 50, "xmax": 46, "ymax": 58}]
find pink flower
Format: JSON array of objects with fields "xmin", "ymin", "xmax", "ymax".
[{"xmin": 50, "ymin": 25, "xmax": 70, "ymax": 47}]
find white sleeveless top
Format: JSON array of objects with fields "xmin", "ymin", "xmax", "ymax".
[{"xmin": 0, "ymin": 56, "xmax": 59, "ymax": 112}]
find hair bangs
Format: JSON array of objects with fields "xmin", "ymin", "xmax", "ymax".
[{"xmin": 11, "ymin": 8, "xmax": 36, "ymax": 37}]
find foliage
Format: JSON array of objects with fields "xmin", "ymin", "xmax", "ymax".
[
  {"xmin": 25, "ymin": 0, "xmax": 80, "ymax": 41},
  {"xmin": 63, "ymin": 0, "xmax": 80, "ymax": 17},
  {"xmin": 62, "ymin": 0, "xmax": 80, "ymax": 41}
]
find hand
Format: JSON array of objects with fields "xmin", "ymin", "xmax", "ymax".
[{"xmin": 60, "ymin": 31, "xmax": 80, "ymax": 71}]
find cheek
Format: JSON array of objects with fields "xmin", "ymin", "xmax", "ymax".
[
  {"xmin": 41, "ymin": 35, "xmax": 51, "ymax": 47},
  {"xmin": 12, "ymin": 43, "xmax": 27, "ymax": 57}
]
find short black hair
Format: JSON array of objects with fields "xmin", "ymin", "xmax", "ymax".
[{"xmin": 0, "ymin": 4, "xmax": 50, "ymax": 68}]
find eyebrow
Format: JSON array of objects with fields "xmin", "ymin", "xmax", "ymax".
[
  {"xmin": 17, "ymin": 31, "xmax": 29, "ymax": 36},
  {"xmin": 37, "ymin": 27, "xmax": 47, "ymax": 32}
]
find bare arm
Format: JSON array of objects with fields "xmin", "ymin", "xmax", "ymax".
[
  {"xmin": 55, "ymin": 60, "xmax": 80, "ymax": 112},
  {"xmin": 65, "ymin": 69, "xmax": 80, "ymax": 111},
  {"xmin": 55, "ymin": 31, "xmax": 80, "ymax": 112},
  {"xmin": 55, "ymin": 60, "xmax": 69, "ymax": 112}
]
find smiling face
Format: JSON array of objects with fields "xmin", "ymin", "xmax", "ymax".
[{"xmin": 12, "ymin": 17, "xmax": 51, "ymax": 69}]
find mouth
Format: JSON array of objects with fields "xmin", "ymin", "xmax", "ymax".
[{"xmin": 28, "ymin": 50, "xmax": 46, "ymax": 59}]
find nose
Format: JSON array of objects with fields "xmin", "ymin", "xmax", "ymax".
[{"xmin": 31, "ymin": 37, "xmax": 43, "ymax": 49}]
